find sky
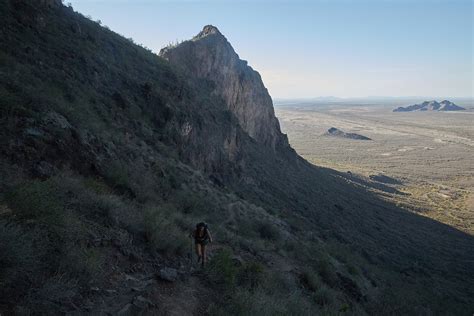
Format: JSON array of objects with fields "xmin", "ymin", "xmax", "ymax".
[{"xmin": 68, "ymin": 0, "xmax": 473, "ymax": 99}]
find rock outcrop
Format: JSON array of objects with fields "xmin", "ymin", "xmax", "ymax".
[
  {"xmin": 324, "ymin": 127, "xmax": 371, "ymax": 140},
  {"xmin": 160, "ymin": 25, "xmax": 288, "ymax": 150},
  {"xmin": 393, "ymin": 100, "xmax": 465, "ymax": 112}
]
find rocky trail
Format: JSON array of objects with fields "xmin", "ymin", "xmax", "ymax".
[{"xmin": 65, "ymin": 242, "xmax": 224, "ymax": 315}]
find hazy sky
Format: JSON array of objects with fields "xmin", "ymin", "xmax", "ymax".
[{"xmin": 69, "ymin": 0, "xmax": 473, "ymax": 98}]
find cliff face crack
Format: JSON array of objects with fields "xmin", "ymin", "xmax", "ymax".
[{"xmin": 160, "ymin": 25, "xmax": 288, "ymax": 150}]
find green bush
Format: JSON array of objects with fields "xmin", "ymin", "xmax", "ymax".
[
  {"xmin": 143, "ymin": 204, "xmax": 188, "ymax": 255},
  {"xmin": 236, "ymin": 217, "xmax": 259, "ymax": 239},
  {"xmin": 313, "ymin": 284, "xmax": 336, "ymax": 306},
  {"xmin": 301, "ymin": 268, "xmax": 320, "ymax": 292},
  {"xmin": 82, "ymin": 177, "xmax": 112, "ymax": 195},
  {"xmin": 317, "ymin": 257, "xmax": 338, "ymax": 287},
  {"xmin": 237, "ymin": 261, "xmax": 265, "ymax": 290},
  {"xmin": 6, "ymin": 179, "xmax": 65, "ymax": 224},
  {"xmin": 174, "ymin": 189, "xmax": 210, "ymax": 215},
  {"xmin": 60, "ymin": 247, "xmax": 105, "ymax": 283},
  {"xmin": 0, "ymin": 221, "xmax": 47, "ymax": 296},
  {"xmin": 206, "ymin": 248, "xmax": 238, "ymax": 289},
  {"xmin": 347, "ymin": 264, "xmax": 359, "ymax": 276},
  {"xmin": 6, "ymin": 178, "xmax": 86, "ymax": 239},
  {"xmin": 103, "ymin": 161, "xmax": 131, "ymax": 193},
  {"xmin": 209, "ymin": 287, "xmax": 315, "ymax": 316},
  {"xmin": 256, "ymin": 221, "xmax": 280, "ymax": 241}
]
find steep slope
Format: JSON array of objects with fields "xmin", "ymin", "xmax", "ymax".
[{"xmin": 1, "ymin": 2, "xmax": 473, "ymax": 315}]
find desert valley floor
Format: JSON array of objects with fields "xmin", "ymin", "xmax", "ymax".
[{"xmin": 275, "ymin": 100, "xmax": 474, "ymax": 234}]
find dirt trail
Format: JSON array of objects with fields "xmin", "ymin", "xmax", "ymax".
[
  {"xmin": 151, "ymin": 274, "xmax": 210, "ymax": 316},
  {"xmin": 149, "ymin": 244, "xmax": 225, "ymax": 315}
]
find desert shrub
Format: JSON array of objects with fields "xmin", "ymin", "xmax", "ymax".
[
  {"xmin": 208, "ymin": 288, "xmax": 285, "ymax": 316},
  {"xmin": 206, "ymin": 248, "xmax": 238, "ymax": 290},
  {"xmin": 5, "ymin": 178, "xmax": 89, "ymax": 242},
  {"xmin": 209, "ymin": 287, "xmax": 314, "ymax": 316},
  {"xmin": 301, "ymin": 268, "xmax": 320, "ymax": 292},
  {"xmin": 91, "ymin": 193, "xmax": 144, "ymax": 233},
  {"xmin": 284, "ymin": 292, "xmax": 315, "ymax": 316},
  {"xmin": 282, "ymin": 239, "xmax": 298, "ymax": 253},
  {"xmin": 237, "ymin": 236, "xmax": 265, "ymax": 253},
  {"xmin": 313, "ymin": 284, "xmax": 336, "ymax": 306},
  {"xmin": 237, "ymin": 261, "xmax": 265, "ymax": 290},
  {"xmin": 6, "ymin": 179, "xmax": 65, "ymax": 223},
  {"xmin": 0, "ymin": 221, "xmax": 48, "ymax": 299},
  {"xmin": 173, "ymin": 213, "xmax": 195, "ymax": 232},
  {"xmin": 143, "ymin": 204, "xmax": 188, "ymax": 255},
  {"xmin": 105, "ymin": 160, "xmax": 166, "ymax": 203},
  {"xmin": 174, "ymin": 189, "xmax": 210, "ymax": 215},
  {"xmin": 256, "ymin": 220, "xmax": 280, "ymax": 241},
  {"xmin": 129, "ymin": 170, "xmax": 160, "ymax": 203},
  {"xmin": 83, "ymin": 177, "xmax": 112, "ymax": 195},
  {"xmin": 317, "ymin": 257, "xmax": 338, "ymax": 287},
  {"xmin": 103, "ymin": 161, "xmax": 131, "ymax": 193},
  {"xmin": 236, "ymin": 217, "xmax": 259, "ymax": 239},
  {"xmin": 60, "ymin": 247, "xmax": 105, "ymax": 283},
  {"xmin": 261, "ymin": 270, "xmax": 296, "ymax": 296},
  {"xmin": 153, "ymin": 162, "xmax": 180, "ymax": 195},
  {"xmin": 347, "ymin": 263, "xmax": 359, "ymax": 276}
]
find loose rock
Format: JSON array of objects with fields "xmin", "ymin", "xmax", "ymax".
[{"xmin": 159, "ymin": 267, "xmax": 178, "ymax": 282}]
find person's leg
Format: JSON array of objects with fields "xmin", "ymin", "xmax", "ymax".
[
  {"xmin": 201, "ymin": 244, "xmax": 207, "ymax": 267},
  {"xmin": 195, "ymin": 243, "xmax": 202, "ymax": 263}
]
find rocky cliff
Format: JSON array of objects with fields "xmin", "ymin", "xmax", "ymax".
[{"xmin": 160, "ymin": 25, "xmax": 289, "ymax": 150}]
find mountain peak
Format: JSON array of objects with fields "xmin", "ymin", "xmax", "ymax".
[{"xmin": 194, "ymin": 25, "xmax": 223, "ymax": 40}]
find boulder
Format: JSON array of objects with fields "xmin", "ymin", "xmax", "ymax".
[{"xmin": 159, "ymin": 267, "xmax": 178, "ymax": 282}]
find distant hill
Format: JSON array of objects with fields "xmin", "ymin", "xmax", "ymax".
[
  {"xmin": 393, "ymin": 100, "xmax": 465, "ymax": 112},
  {"xmin": 325, "ymin": 127, "xmax": 371, "ymax": 140}
]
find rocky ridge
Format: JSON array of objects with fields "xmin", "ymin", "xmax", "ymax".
[{"xmin": 393, "ymin": 100, "xmax": 465, "ymax": 112}]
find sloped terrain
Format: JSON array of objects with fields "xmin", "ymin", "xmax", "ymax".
[{"xmin": 1, "ymin": 1, "xmax": 473, "ymax": 315}]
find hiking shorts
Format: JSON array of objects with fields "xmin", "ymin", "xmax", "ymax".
[{"xmin": 195, "ymin": 239, "xmax": 209, "ymax": 246}]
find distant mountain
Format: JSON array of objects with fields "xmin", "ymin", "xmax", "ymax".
[
  {"xmin": 325, "ymin": 127, "xmax": 371, "ymax": 140},
  {"xmin": 393, "ymin": 100, "xmax": 465, "ymax": 112}
]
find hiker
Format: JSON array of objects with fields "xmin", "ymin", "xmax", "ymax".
[{"xmin": 190, "ymin": 222, "xmax": 213, "ymax": 267}]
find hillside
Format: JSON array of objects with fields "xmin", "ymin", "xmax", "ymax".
[
  {"xmin": 1, "ymin": 1, "xmax": 473, "ymax": 315},
  {"xmin": 325, "ymin": 127, "xmax": 371, "ymax": 140}
]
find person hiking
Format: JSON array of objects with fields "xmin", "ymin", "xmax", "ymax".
[{"xmin": 190, "ymin": 222, "xmax": 213, "ymax": 267}]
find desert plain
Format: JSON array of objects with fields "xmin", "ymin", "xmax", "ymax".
[{"xmin": 275, "ymin": 99, "xmax": 474, "ymax": 234}]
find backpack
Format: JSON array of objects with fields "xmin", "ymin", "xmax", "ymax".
[{"xmin": 196, "ymin": 222, "xmax": 208, "ymax": 230}]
